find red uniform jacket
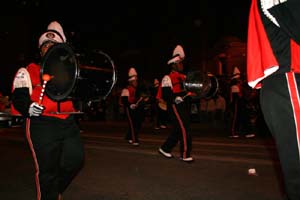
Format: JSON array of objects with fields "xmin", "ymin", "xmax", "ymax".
[
  {"xmin": 12, "ymin": 63, "xmax": 75, "ymax": 119},
  {"xmin": 247, "ymin": 0, "xmax": 300, "ymax": 88}
]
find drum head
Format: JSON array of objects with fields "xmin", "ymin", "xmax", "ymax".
[
  {"xmin": 40, "ymin": 43, "xmax": 79, "ymax": 101},
  {"xmin": 158, "ymin": 100, "xmax": 167, "ymax": 111},
  {"xmin": 184, "ymin": 71, "xmax": 219, "ymax": 98}
]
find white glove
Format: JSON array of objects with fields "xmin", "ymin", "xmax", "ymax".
[
  {"xmin": 28, "ymin": 102, "xmax": 44, "ymax": 117},
  {"xmin": 174, "ymin": 96, "xmax": 184, "ymax": 104},
  {"xmin": 130, "ymin": 104, "xmax": 137, "ymax": 110}
]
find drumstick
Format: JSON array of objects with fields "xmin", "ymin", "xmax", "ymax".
[
  {"xmin": 182, "ymin": 91, "xmax": 193, "ymax": 99},
  {"xmin": 135, "ymin": 97, "xmax": 144, "ymax": 107},
  {"xmin": 38, "ymin": 74, "xmax": 52, "ymax": 105}
]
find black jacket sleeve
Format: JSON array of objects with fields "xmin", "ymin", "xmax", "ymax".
[
  {"xmin": 121, "ymin": 96, "xmax": 129, "ymax": 107},
  {"xmin": 162, "ymin": 87, "xmax": 174, "ymax": 105},
  {"xmin": 11, "ymin": 88, "xmax": 32, "ymax": 117}
]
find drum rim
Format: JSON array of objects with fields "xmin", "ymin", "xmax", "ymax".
[
  {"xmin": 75, "ymin": 49, "xmax": 118, "ymax": 101},
  {"xmin": 93, "ymin": 50, "xmax": 117, "ymax": 100},
  {"xmin": 206, "ymin": 74, "xmax": 219, "ymax": 98}
]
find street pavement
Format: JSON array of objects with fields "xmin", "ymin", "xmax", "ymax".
[{"xmin": 0, "ymin": 119, "xmax": 285, "ymax": 200}]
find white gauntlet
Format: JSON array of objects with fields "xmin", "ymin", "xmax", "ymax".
[
  {"xmin": 174, "ymin": 96, "xmax": 184, "ymax": 104},
  {"xmin": 28, "ymin": 102, "xmax": 44, "ymax": 117},
  {"xmin": 130, "ymin": 104, "xmax": 137, "ymax": 110}
]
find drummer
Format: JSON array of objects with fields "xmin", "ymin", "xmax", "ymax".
[
  {"xmin": 11, "ymin": 21, "xmax": 84, "ymax": 200},
  {"xmin": 152, "ymin": 78, "xmax": 168, "ymax": 130},
  {"xmin": 157, "ymin": 45, "xmax": 194, "ymax": 162},
  {"xmin": 120, "ymin": 67, "xmax": 146, "ymax": 146}
]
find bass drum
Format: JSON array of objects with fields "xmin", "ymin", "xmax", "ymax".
[
  {"xmin": 183, "ymin": 71, "xmax": 219, "ymax": 99},
  {"xmin": 40, "ymin": 43, "xmax": 117, "ymax": 102},
  {"xmin": 75, "ymin": 49, "xmax": 117, "ymax": 101}
]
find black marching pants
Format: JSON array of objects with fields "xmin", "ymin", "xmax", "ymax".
[
  {"xmin": 260, "ymin": 72, "xmax": 300, "ymax": 200},
  {"xmin": 26, "ymin": 116, "xmax": 85, "ymax": 200},
  {"xmin": 161, "ymin": 102, "xmax": 192, "ymax": 158},
  {"xmin": 125, "ymin": 107, "xmax": 144, "ymax": 143}
]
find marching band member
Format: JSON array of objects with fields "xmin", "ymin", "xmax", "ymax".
[
  {"xmin": 11, "ymin": 21, "xmax": 84, "ymax": 200},
  {"xmin": 120, "ymin": 67, "xmax": 145, "ymax": 146},
  {"xmin": 151, "ymin": 78, "xmax": 167, "ymax": 130},
  {"xmin": 157, "ymin": 45, "xmax": 194, "ymax": 162},
  {"xmin": 247, "ymin": 1, "xmax": 300, "ymax": 199},
  {"xmin": 229, "ymin": 67, "xmax": 243, "ymax": 138}
]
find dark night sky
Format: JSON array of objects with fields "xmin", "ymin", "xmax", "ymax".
[{"xmin": 1, "ymin": 0, "xmax": 252, "ymax": 95}]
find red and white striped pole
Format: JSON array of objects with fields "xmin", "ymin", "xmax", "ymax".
[{"xmin": 38, "ymin": 74, "xmax": 52, "ymax": 105}]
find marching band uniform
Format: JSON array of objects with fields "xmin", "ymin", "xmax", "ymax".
[
  {"xmin": 11, "ymin": 21, "xmax": 84, "ymax": 200},
  {"xmin": 248, "ymin": 1, "xmax": 300, "ymax": 199},
  {"xmin": 151, "ymin": 78, "xmax": 167, "ymax": 130},
  {"xmin": 229, "ymin": 67, "xmax": 242, "ymax": 138},
  {"xmin": 121, "ymin": 67, "xmax": 144, "ymax": 146},
  {"xmin": 157, "ymin": 45, "xmax": 193, "ymax": 162}
]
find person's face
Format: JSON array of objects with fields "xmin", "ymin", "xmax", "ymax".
[
  {"xmin": 178, "ymin": 62, "xmax": 183, "ymax": 72},
  {"xmin": 172, "ymin": 61, "xmax": 184, "ymax": 72},
  {"xmin": 40, "ymin": 41, "xmax": 56, "ymax": 57},
  {"xmin": 130, "ymin": 79, "xmax": 138, "ymax": 87}
]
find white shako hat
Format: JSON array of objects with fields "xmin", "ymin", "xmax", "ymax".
[
  {"xmin": 167, "ymin": 44, "xmax": 185, "ymax": 65},
  {"xmin": 173, "ymin": 45, "xmax": 185, "ymax": 59},
  {"xmin": 38, "ymin": 21, "xmax": 66, "ymax": 48},
  {"xmin": 232, "ymin": 66, "xmax": 241, "ymax": 79}
]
